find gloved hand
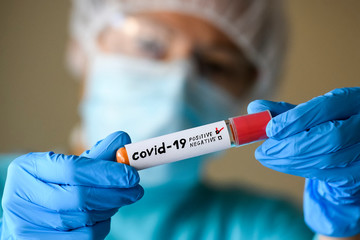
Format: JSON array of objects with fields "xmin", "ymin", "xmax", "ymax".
[
  {"xmin": 1, "ymin": 131, "xmax": 143, "ymax": 240},
  {"xmin": 248, "ymin": 87, "xmax": 360, "ymax": 237}
]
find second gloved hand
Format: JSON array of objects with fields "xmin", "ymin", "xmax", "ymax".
[
  {"xmin": 248, "ymin": 87, "xmax": 360, "ymax": 237},
  {"xmin": 1, "ymin": 131, "xmax": 143, "ymax": 240}
]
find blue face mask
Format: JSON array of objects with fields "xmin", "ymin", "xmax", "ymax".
[{"xmin": 80, "ymin": 54, "xmax": 242, "ymax": 187}]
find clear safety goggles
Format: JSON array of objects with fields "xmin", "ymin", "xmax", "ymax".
[{"xmin": 97, "ymin": 14, "xmax": 256, "ymax": 98}]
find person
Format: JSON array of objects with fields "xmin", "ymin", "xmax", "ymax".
[{"xmin": 0, "ymin": 0, "xmax": 359, "ymax": 239}]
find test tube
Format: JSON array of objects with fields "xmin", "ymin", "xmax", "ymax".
[{"xmin": 117, "ymin": 111, "xmax": 271, "ymax": 170}]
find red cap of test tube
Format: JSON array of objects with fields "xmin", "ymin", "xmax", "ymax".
[{"xmin": 229, "ymin": 110, "xmax": 272, "ymax": 146}]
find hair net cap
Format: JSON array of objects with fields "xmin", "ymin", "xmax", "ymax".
[{"xmin": 68, "ymin": 0, "xmax": 287, "ymax": 99}]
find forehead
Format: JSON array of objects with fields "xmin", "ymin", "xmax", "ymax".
[{"xmin": 129, "ymin": 11, "xmax": 239, "ymax": 50}]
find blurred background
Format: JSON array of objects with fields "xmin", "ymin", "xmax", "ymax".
[{"xmin": 0, "ymin": 0, "xmax": 359, "ymax": 204}]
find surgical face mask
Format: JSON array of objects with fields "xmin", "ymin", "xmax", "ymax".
[{"xmin": 80, "ymin": 53, "xmax": 243, "ymax": 187}]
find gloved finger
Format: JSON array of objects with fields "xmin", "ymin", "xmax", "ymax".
[
  {"xmin": 247, "ymin": 100, "xmax": 296, "ymax": 116},
  {"xmin": 256, "ymin": 141, "xmax": 360, "ymax": 181},
  {"xmin": 34, "ymin": 220, "xmax": 111, "ymax": 240},
  {"xmin": 18, "ymin": 180, "xmax": 144, "ymax": 211},
  {"xmin": 4, "ymin": 197, "xmax": 112, "ymax": 236},
  {"xmin": 12, "ymin": 174, "xmax": 143, "ymax": 211},
  {"xmin": 69, "ymin": 219, "xmax": 110, "ymax": 240},
  {"xmin": 80, "ymin": 131, "xmax": 131, "ymax": 161},
  {"xmin": 4, "ymin": 188, "xmax": 121, "ymax": 231},
  {"xmin": 12, "ymin": 152, "xmax": 139, "ymax": 188},
  {"xmin": 267, "ymin": 87, "xmax": 360, "ymax": 139},
  {"xmin": 4, "ymin": 159, "xmax": 144, "ymax": 210},
  {"xmin": 3, "ymin": 221, "xmax": 111, "ymax": 240},
  {"xmin": 314, "ymin": 160, "xmax": 360, "ymax": 186},
  {"xmin": 257, "ymin": 114, "xmax": 360, "ymax": 159}
]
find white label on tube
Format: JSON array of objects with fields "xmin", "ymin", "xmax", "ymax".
[{"xmin": 125, "ymin": 121, "xmax": 231, "ymax": 170}]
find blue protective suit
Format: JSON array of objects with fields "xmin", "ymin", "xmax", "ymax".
[{"xmin": 0, "ymin": 154, "xmax": 314, "ymax": 240}]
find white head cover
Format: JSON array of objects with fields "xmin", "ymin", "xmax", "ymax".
[{"xmin": 68, "ymin": 0, "xmax": 287, "ymax": 98}]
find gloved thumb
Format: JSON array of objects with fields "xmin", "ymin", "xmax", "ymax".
[
  {"xmin": 80, "ymin": 131, "xmax": 131, "ymax": 161},
  {"xmin": 247, "ymin": 100, "xmax": 296, "ymax": 117}
]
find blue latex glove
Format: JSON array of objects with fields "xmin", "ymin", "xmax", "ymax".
[
  {"xmin": 248, "ymin": 87, "xmax": 360, "ymax": 237},
  {"xmin": 1, "ymin": 131, "xmax": 143, "ymax": 240}
]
